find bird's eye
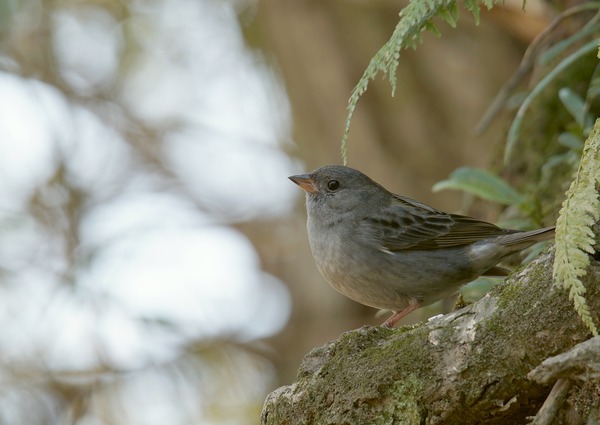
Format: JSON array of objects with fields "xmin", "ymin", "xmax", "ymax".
[{"xmin": 327, "ymin": 180, "xmax": 340, "ymax": 191}]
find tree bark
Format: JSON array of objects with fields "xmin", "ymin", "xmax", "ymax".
[{"xmin": 261, "ymin": 250, "xmax": 600, "ymax": 424}]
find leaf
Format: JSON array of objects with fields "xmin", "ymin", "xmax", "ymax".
[
  {"xmin": 541, "ymin": 17, "xmax": 600, "ymax": 66},
  {"xmin": 438, "ymin": 2, "xmax": 459, "ymax": 27},
  {"xmin": 557, "ymin": 132, "xmax": 584, "ymax": 150},
  {"xmin": 495, "ymin": 217, "xmax": 536, "ymax": 230},
  {"xmin": 463, "ymin": 0, "xmax": 481, "ymax": 24},
  {"xmin": 424, "ymin": 21, "xmax": 442, "ymax": 36},
  {"xmin": 460, "ymin": 277, "xmax": 498, "ymax": 301},
  {"xmin": 559, "ymin": 87, "xmax": 586, "ymax": 128},
  {"xmin": 521, "ymin": 242, "xmax": 547, "ymax": 263},
  {"xmin": 587, "ymin": 63, "xmax": 600, "ymax": 99},
  {"xmin": 432, "ymin": 166, "xmax": 526, "ymax": 205}
]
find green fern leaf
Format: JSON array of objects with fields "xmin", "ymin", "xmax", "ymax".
[
  {"xmin": 553, "ymin": 118, "xmax": 600, "ymax": 336},
  {"xmin": 438, "ymin": 3, "xmax": 459, "ymax": 27},
  {"xmin": 482, "ymin": 0, "xmax": 495, "ymax": 9},
  {"xmin": 341, "ymin": 0, "xmax": 499, "ymax": 165},
  {"xmin": 463, "ymin": 0, "xmax": 481, "ymax": 24},
  {"xmin": 424, "ymin": 21, "xmax": 442, "ymax": 37}
]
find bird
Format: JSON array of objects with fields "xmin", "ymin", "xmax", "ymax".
[{"xmin": 289, "ymin": 165, "xmax": 555, "ymax": 328}]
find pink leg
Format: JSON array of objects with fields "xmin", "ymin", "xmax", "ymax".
[{"xmin": 381, "ymin": 301, "xmax": 422, "ymax": 328}]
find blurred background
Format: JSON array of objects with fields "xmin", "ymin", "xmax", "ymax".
[{"xmin": 0, "ymin": 0, "xmax": 554, "ymax": 423}]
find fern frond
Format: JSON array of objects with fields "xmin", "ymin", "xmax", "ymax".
[
  {"xmin": 553, "ymin": 117, "xmax": 600, "ymax": 336},
  {"xmin": 341, "ymin": 0, "xmax": 497, "ymax": 165},
  {"xmin": 463, "ymin": 0, "xmax": 482, "ymax": 24}
]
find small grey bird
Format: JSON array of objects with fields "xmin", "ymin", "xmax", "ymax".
[{"xmin": 289, "ymin": 165, "xmax": 555, "ymax": 328}]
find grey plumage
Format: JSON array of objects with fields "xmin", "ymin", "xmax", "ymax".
[{"xmin": 289, "ymin": 165, "xmax": 555, "ymax": 327}]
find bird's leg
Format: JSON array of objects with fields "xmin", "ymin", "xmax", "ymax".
[{"xmin": 381, "ymin": 300, "xmax": 421, "ymax": 328}]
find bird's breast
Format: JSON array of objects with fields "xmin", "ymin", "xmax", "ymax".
[
  {"xmin": 306, "ymin": 216, "xmax": 412, "ymax": 309},
  {"xmin": 307, "ymin": 217, "xmax": 357, "ymax": 285}
]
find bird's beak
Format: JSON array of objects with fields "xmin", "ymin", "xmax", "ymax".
[{"xmin": 288, "ymin": 174, "xmax": 318, "ymax": 193}]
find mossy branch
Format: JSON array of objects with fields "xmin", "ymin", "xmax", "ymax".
[
  {"xmin": 262, "ymin": 252, "xmax": 600, "ymax": 424},
  {"xmin": 553, "ymin": 118, "xmax": 600, "ymax": 336},
  {"xmin": 341, "ymin": 0, "xmax": 496, "ymax": 165}
]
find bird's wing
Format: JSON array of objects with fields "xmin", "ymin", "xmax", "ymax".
[{"xmin": 358, "ymin": 195, "xmax": 515, "ymax": 251}]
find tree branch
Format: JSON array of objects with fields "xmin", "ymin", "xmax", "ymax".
[{"xmin": 262, "ymin": 251, "xmax": 600, "ymax": 424}]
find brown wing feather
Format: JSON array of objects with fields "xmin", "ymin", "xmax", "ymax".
[
  {"xmin": 424, "ymin": 215, "xmax": 516, "ymax": 248},
  {"xmin": 359, "ymin": 195, "xmax": 516, "ymax": 251}
]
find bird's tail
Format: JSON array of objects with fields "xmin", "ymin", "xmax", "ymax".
[{"xmin": 500, "ymin": 226, "xmax": 556, "ymax": 248}]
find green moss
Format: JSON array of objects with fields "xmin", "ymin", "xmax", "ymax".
[
  {"xmin": 288, "ymin": 325, "xmax": 434, "ymax": 424},
  {"xmin": 385, "ymin": 375, "xmax": 425, "ymax": 424}
]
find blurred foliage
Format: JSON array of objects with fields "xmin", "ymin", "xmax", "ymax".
[
  {"xmin": 502, "ymin": 17, "xmax": 600, "ymax": 221},
  {"xmin": 506, "ymin": 38, "xmax": 599, "ymax": 162},
  {"xmin": 432, "ymin": 166, "xmax": 541, "ymax": 228},
  {"xmin": 0, "ymin": 0, "xmax": 289, "ymax": 424},
  {"xmin": 433, "ymin": 166, "xmax": 526, "ymax": 207}
]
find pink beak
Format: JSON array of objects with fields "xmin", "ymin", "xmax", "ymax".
[{"xmin": 289, "ymin": 174, "xmax": 318, "ymax": 193}]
